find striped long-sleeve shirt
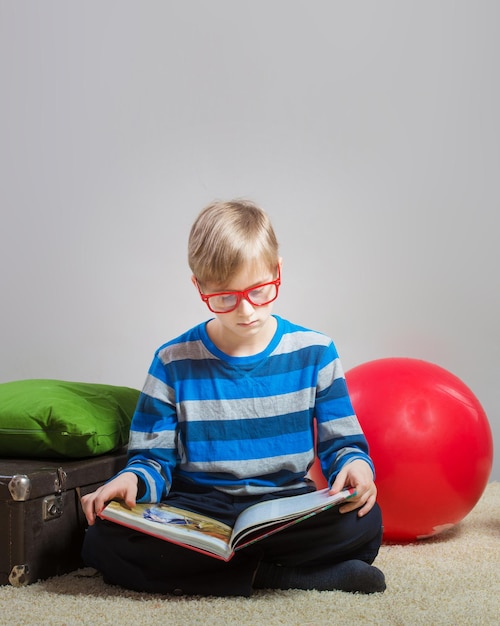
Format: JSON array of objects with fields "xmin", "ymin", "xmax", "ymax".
[{"xmin": 123, "ymin": 316, "xmax": 373, "ymax": 502}]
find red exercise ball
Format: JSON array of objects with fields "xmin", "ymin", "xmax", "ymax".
[{"xmin": 345, "ymin": 357, "xmax": 493, "ymax": 542}]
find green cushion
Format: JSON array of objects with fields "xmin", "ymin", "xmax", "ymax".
[{"xmin": 0, "ymin": 379, "xmax": 140, "ymax": 458}]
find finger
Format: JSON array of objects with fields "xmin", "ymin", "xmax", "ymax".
[
  {"xmin": 357, "ymin": 493, "xmax": 376, "ymax": 517},
  {"xmin": 93, "ymin": 491, "xmax": 111, "ymax": 518},
  {"xmin": 338, "ymin": 486, "xmax": 372, "ymax": 514},
  {"xmin": 354, "ymin": 486, "xmax": 377, "ymax": 516},
  {"xmin": 338, "ymin": 492, "xmax": 365, "ymax": 513},
  {"xmin": 329, "ymin": 468, "xmax": 347, "ymax": 494},
  {"xmin": 124, "ymin": 491, "xmax": 137, "ymax": 509},
  {"xmin": 80, "ymin": 495, "xmax": 97, "ymax": 526},
  {"xmin": 88, "ymin": 487, "xmax": 109, "ymax": 518}
]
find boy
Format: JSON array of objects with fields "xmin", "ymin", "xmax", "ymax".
[{"xmin": 81, "ymin": 199, "xmax": 385, "ymax": 597}]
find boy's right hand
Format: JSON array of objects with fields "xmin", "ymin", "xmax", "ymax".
[{"xmin": 80, "ymin": 472, "xmax": 138, "ymax": 526}]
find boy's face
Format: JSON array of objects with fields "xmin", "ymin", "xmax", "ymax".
[{"xmin": 193, "ymin": 260, "xmax": 281, "ymax": 346}]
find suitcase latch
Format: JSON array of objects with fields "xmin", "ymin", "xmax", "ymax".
[
  {"xmin": 55, "ymin": 467, "xmax": 67, "ymax": 492},
  {"xmin": 42, "ymin": 467, "xmax": 67, "ymax": 521},
  {"xmin": 43, "ymin": 494, "xmax": 64, "ymax": 520}
]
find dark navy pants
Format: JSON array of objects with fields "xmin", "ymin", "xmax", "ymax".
[{"xmin": 82, "ymin": 481, "xmax": 383, "ymax": 597}]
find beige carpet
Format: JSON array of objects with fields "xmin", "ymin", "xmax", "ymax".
[{"xmin": 0, "ymin": 483, "xmax": 498, "ymax": 626}]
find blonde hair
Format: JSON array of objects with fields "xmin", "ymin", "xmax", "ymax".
[{"xmin": 188, "ymin": 199, "xmax": 279, "ymax": 285}]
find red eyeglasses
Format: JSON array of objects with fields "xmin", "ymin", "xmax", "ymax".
[{"xmin": 196, "ymin": 267, "xmax": 281, "ymax": 313}]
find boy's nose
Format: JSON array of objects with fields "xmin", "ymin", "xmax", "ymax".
[{"xmin": 237, "ymin": 297, "xmax": 255, "ymax": 314}]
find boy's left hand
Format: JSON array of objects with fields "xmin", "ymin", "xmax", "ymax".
[{"xmin": 329, "ymin": 459, "xmax": 377, "ymax": 517}]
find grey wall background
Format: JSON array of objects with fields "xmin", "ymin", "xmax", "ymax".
[{"xmin": 1, "ymin": 1, "xmax": 498, "ymax": 480}]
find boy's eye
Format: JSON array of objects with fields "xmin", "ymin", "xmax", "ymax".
[
  {"xmin": 249, "ymin": 288, "xmax": 264, "ymax": 298},
  {"xmin": 213, "ymin": 294, "xmax": 237, "ymax": 307}
]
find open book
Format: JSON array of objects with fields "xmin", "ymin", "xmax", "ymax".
[{"xmin": 100, "ymin": 487, "xmax": 356, "ymax": 561}]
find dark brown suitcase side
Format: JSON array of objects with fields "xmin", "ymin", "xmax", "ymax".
[{"xmin": 0, "ymin": 450, "xmax": 128, "ymax": 586}]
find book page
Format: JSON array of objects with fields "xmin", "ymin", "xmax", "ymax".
[
  {"xmin": 230, "ymin": 487, "xmax": 354, "ymax": 548},
  {"xmin": 102, "ymin": 501, "xmax": 233, "ymax": 558}
]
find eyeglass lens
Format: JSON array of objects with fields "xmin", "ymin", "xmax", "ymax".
[{"xmin": 207, "ymin": 283, "xmax": 278, "ymax": 313}]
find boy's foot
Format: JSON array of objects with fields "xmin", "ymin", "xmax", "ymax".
[{"xmin": 253, "ymin": 559, "xmax": 386, "ymax": 594}]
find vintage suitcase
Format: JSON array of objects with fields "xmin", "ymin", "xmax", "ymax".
[{"xmin": 0, "ymin": 449, "xmax": 128, "ymax": 586}]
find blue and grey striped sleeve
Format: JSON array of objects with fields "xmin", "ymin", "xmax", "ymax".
[
  {"xmin": 314, "ymin": 341, "xmax": 374, "ymax": 483},
  {"xmin": 117, "ymin": 349, "xmax": 179, "ymax": 502}
]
